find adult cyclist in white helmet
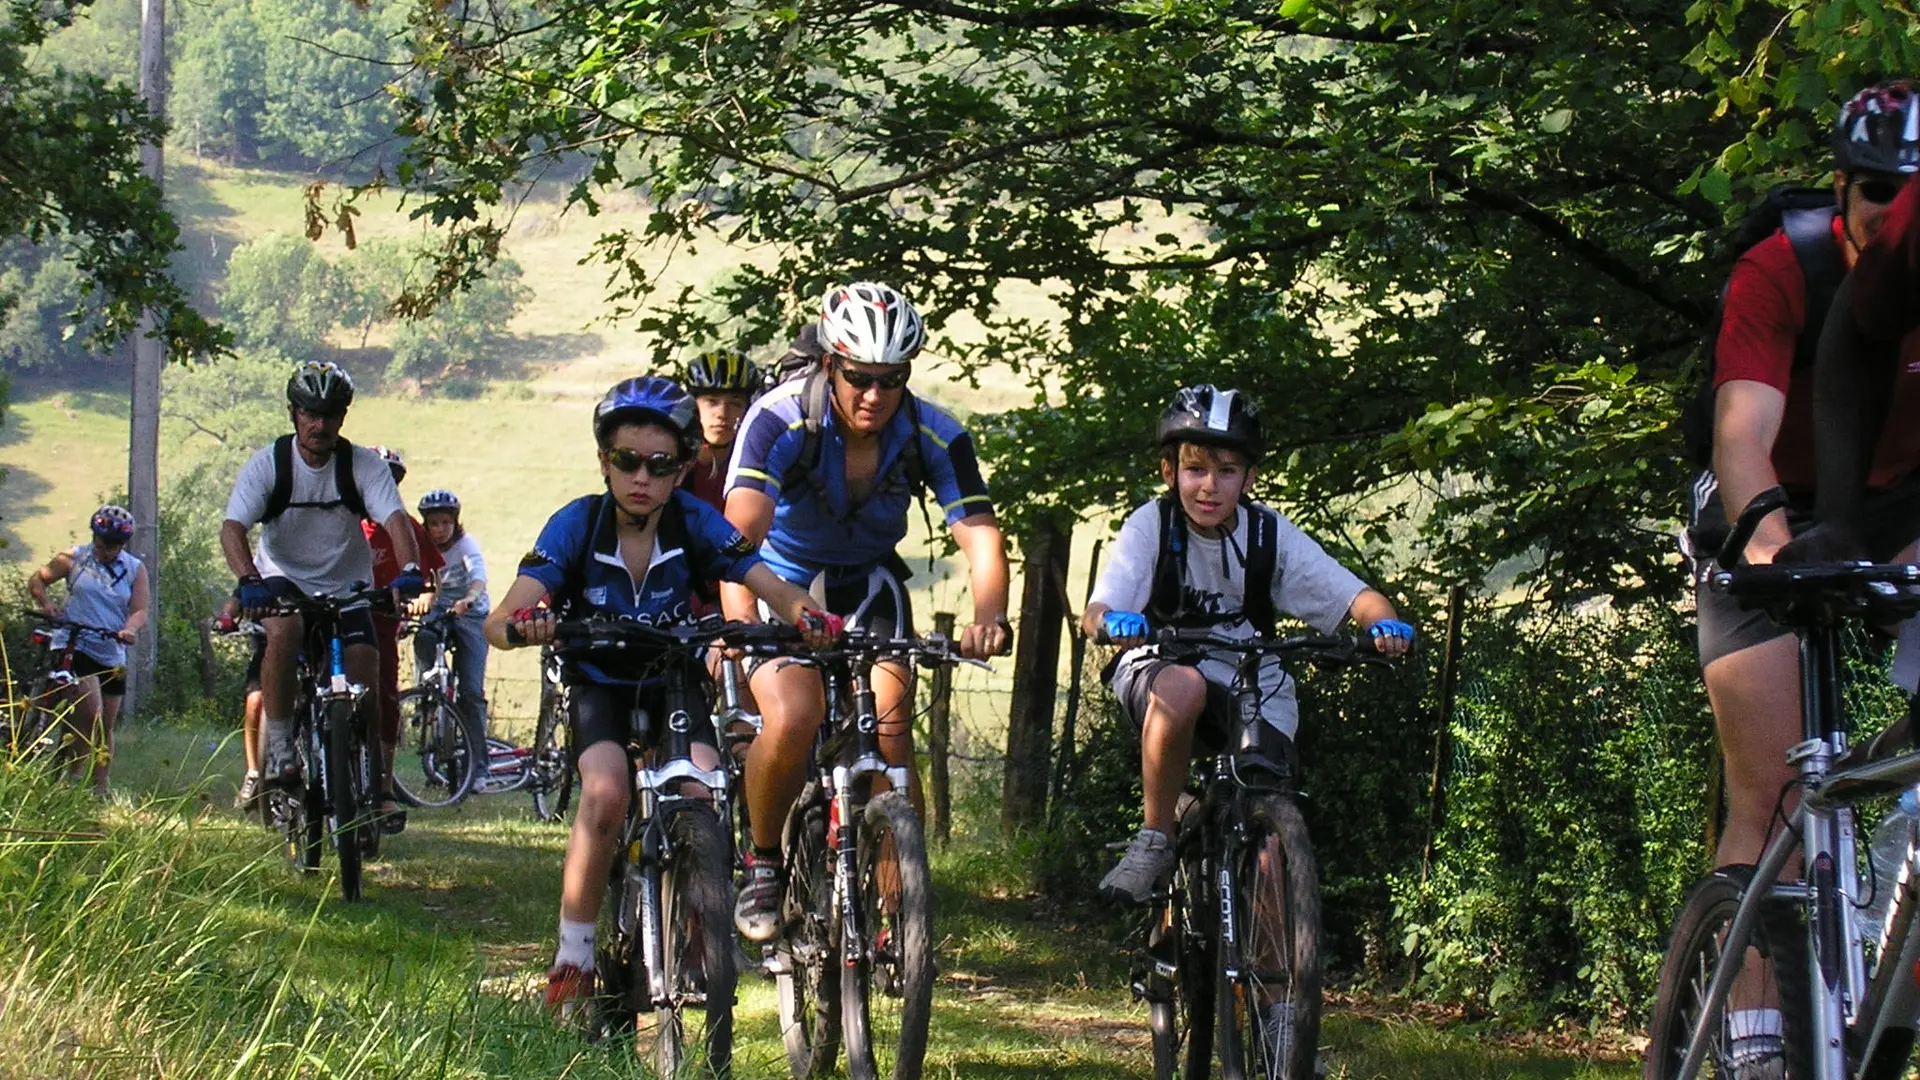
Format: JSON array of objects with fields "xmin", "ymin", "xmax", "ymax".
[{"xmin": 722, "ymin": 282, "xmax": 1012, "ymax": 940}]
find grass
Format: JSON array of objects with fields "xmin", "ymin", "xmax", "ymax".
[{"xmin": 0, "ymin": 723, "xmax": 1641, "ymax": 1079}]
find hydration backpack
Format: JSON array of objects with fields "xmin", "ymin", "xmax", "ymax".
[
  {"xmin": 262, "ymin": 434, "xmax": 368, "ymax": 524},
  {"xmin": 1144, "ymin": 494, "xmax": 1280, "ymax": 637},
  {"xmin": 1680, "ymin": 185, "xmax": 1844, "ymax": 468}
]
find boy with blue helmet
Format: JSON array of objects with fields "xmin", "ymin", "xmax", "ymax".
[{"xmin": 485, "ymin": 375, "xmax": 839, "ymax": 1021}]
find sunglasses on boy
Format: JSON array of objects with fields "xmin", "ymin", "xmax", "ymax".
[
  {"xmin": 1854, "ymin": 175, "xmax": 1911, "ymax": 206},
  {"xmin": 833, "ymin": 361, "xmax": 911, "ymax": 393},
  {"xmin": 605, "ymin": 447, "xmax": 686, "ymax": 477}
]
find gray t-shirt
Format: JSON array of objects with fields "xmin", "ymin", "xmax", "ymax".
[
  {"xmin": 1089, "ymin": 499, "xmax": 1367, "ymax": 736},
  {"xmin": 432, "ymin": 532, "xmax": 490, "ymax": 614},
  {"xmin": 224, "ymin": 441, "xmax": 406, "ymax": 598}
]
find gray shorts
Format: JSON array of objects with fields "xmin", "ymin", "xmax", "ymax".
[
  {"xmin": 1109, "ymin": 653, "xmax": 1238, "ymax": 755},
  {"xmin": 1686, "ymin": 469, "xmax": 1920, "ymax": 667}
]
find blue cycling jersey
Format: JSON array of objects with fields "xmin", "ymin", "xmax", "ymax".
[
  {"xmin": 724, "ymin": 380, "xmax": 994, "ymax": 582},
  {"xmin": 516, "ymin": 490, "xmax": 761, "ymax": 684}
]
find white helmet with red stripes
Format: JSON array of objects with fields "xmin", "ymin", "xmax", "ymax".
[{"xmin": 817, "ymin": 282, "xmax": 925, "ymax": 366}]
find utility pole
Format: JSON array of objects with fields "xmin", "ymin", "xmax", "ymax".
[{"xmin": 125, "ymin": 0, "xmax": 167, "ymax": 716}]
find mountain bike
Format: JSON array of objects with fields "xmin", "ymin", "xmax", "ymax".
[
  {"xmin": 256, "ymin": 590, "xmax": 384, "ymax": 902},
  {"xmin": 3, "ymin": 612, "xmax": 124, "ymax": 762},
  {"xmin": 542, "ymin": 617, "xmax": 740, "ymax": 1077},
  {"xmin": 529, "ymin": 644, "xmax": 574, "ymax": 821},
  {"xmin": 1645, "ymin": 487, "xmax": 1920, "ymax": 1080},
  {"xmin": 713, "ymin": 656, "xmax": 762, "ymax": 878},
  {"xmin": 1123, "ymin": 627, "xmax": 1391, "ymax": 1080},
  {"xmin": 392, "ymin": 610, "xmax": 484, "ymax": 808},
  {"xmin": 760, "ymin": 629, "xmax": 988, "ymax": 1080}
]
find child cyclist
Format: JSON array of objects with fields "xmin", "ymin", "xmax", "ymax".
[
  {"xmin": 484, "ymin": 376, "xmax": 841, "ymax": 1019},
  {"xmin": 1083, "ymin": 385, "xmax": 1415, "ymax": 906}
]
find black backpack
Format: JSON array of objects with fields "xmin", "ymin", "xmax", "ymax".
[
  {"xmin": 1681, "ymin": 185, "xmax": 1845, "ymax": 468},
  {"xmin": 1144, "ymin": 493, "xmax": 1280, "ymax": 637},
  {"xmin": 777, "ymin": 363, "xmax": 929, "ymax": 507},
  {"xmin": 261, "ymin": 434, "xmax": 369, "ymax": 524}
]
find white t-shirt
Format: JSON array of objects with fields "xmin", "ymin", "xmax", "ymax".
[
  {"xmin": 1089, "ymin": 498, "xmax": 1367, "ymax": 736},
  {"xmin": 433, "ymin": 533, "xmax": 490, "ymax": 614},
  {"xmin": 224, "ymin": 441, "xmax": 406, "ymax": 597}
]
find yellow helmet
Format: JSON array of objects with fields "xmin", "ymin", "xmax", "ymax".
[{"xmin": 686, "ymin": 349, "xmax": 764, "ymax": 395}]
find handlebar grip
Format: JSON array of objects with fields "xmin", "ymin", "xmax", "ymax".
[{"xmin": 1718, "ymin": 486, "xmax": 1790, "ymax": 568}]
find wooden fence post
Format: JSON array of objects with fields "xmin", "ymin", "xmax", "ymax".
[
  {"xmin": 1420, "ymin": 585, "xmax": 1467, "ymax": 883},
  {"xmin": 928, "ymin": 611, "xmax": 956, "ymax": 848},
  {"xmin": 1003, "ymin": 518, "xmax": 1068, "ymax": 833}
]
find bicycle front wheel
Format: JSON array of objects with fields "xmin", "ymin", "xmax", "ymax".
[
  {"xmin": 392, "ymin": 689, "xmax": 477, "ymax": 809},
  {"xmin": 530, "ymin": 681, "xmax": 574, "ymax": 821},
  {"xmin": 841, "ymin": 791, "xmax": 934, "ymax": 1080},
  {"xmin": 651, "ymin": 806, "xmax": 738, "ymax": 1079},
  {"xmin": 325, "ymin": 699, "xmax": 367, "ymax": 902},
  {"xmin": 1644, "ymin": 868, "xmax": 1814, "ymax": 1080},
  {"xmin": 1217, "ymin": 794, "xmax": 1321, "ymax": 1080},
  {"xmin": 777, "ymin": 793, "xmax": 841, "ymax": 1079}
]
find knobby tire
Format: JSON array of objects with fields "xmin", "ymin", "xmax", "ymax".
[
  {"xmin": 651, "ymin": 806, "xmax": 738, "ymax": 1079},
  {"xmin": 777, "ymin": 794, "xmax": 841, "ymax": 1079},
  {"xmin": 531, "ymin": 680, "xmax": 573, "ymax": 821},
  {"xmin": 1217, "ymin": 794, "xmax": 1321, "ymax": 1080},
  {"xmin": 325, "ymin": 698, "xmax": 366, "ymax": 902},
  {"xmin": 840, "ymin": 791, "xmax": 934, "ymax": 1080},
  {"xmin": 391, "ymin": 688, "xmax": 477, "ymax": 809}
]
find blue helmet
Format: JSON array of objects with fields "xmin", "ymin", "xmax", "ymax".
[{"xmin": 593, "ymin": 376, "xmax": 699, "ymax": 454}]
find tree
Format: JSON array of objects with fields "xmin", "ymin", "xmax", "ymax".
[
  {"xmin": 221, "ymin": 233, "xmax": 357, "ymax": 356},
  {"xmin": 0, "ymin": 239, "xmax": 109, "ymax": 371},
  {"xmin": 169, "ymin": 1, "xmax": 267, "ymax": 162},
  {"xmin": 342, "ymin": 238, "xmax": 529, "ymax": 390},
  {"xmin": 253, "ymin": 0, "xmax": 408, "ymax": 169},
  {"xmin": 1, "ymin": 0, "xmax": 224, "ymax": 359}
]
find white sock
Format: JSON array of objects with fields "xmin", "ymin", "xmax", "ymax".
[
  {"xmin": 555, "ymin": 917, "xmax": 595, "ymax": 971},
  {"xmin": 1728, "ymin": 1007, "xmax": 1783, "ymax": 1061}
]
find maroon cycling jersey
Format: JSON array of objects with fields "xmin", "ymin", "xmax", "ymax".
[{"xmin": 1715, "ymin": 215, "xmax": 1920, "ymax": 491}]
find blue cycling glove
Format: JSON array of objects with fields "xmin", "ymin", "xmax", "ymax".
[
  {"xmin": 1101, "ymin": 610, "xmax": 1149, "ymax": 643},
  {"xmin": 1368, "ymin": 619, "xmax": 1415, "ymax": 645},
  {"xmin": 237, "ymin": 575, "xmax": 274, "ymax": 615},
  {"xmin": 391, "ymin": 564, "xmax": 428, "ymax": 600}
]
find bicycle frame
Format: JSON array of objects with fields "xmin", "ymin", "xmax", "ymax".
[{"xmin": 1675, "ymin": 622, "xmax": 1920, "ymax": 1080}]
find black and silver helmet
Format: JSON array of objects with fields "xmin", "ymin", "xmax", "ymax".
[
  {"xmin": 1156, "ymin": 385, "xmax": 1265, "ymax": 461},
  {"xmin": 286, "ymin": 361, "xmax": 355, "ymax": 414}
]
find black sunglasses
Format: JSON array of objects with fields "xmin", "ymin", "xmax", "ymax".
[
  {"xmin": 605, "ymin": 447, "xmax": 685, "ymax": 477},
  {"xmin": 834, "ymin": 362, "xmax": 910, "ymax": 392},
  {"xmin": 1856, "ymin": 177, "xmax": 1909, "ymax": 206}
]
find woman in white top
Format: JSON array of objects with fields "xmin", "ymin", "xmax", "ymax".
[
  {"xmin": 26, "ymin": 505, "xmax": 150, "ymax": 796},
  {"xmin": 414, "ymin": 489, "xmax": 490, "ymax": 785}
]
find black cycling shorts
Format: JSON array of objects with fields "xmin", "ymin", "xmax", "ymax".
[
  {"xmin": 756, "ymin": 556, "xmax": 915, "ymax": 638},
  {"xmin": 1686, "ymin": 468, "xmax": 1920, "ymax": 667},
  {"xmin": 72, "ymin": 653, "xmax": 126, "ymax": 697},
  {"xmin": 262, "ymin": 577, "xmax": 375, "ymax": 648},
  {"xmin": 568, "ymin": 680, "xmax": 716, "ymax": 757}
]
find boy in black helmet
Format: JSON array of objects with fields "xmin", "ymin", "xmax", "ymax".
[{"xmin": 1083, "ymin": 384, "xmax": 1413, "ymax": 905}]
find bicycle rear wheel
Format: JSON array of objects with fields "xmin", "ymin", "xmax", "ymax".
[
  {"xmin": 1644, "ymin": 867, "xmax": 1814, "ymax": 1080},
  {"xmin": 531, "ymin": 680, "xmax": 574, "ymax": 821},
  {"xmin": 391, "ymin": 689, "xmax": 477, "ymax": 808},
  {"xmin": 841, "ymin": 791, "xmax": 934, "ymax": 1080},
  {"xmin": 1217, "ymin": 794, "xmax": 1321, "ymax": 1080},
  {"xmin": 777, "ymin": 792, "xmax": 841, "ymax": 1079},
  {"xmin": 325, "ymin": 699, "xmax": 367, "ymax": 902},
  {"xmin": 1146, "ymin": 843, "xmax": 1215, "ymax": 1080},
  {"xmin": 650, "ymin": 806, "xmax": 738, "ymax": 1078}
]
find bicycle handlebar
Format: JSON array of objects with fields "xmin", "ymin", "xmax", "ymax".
[
  {"xmin": 1711, "ymin": 486, "xmax": 1920, "ymax": 620},
  {"xmin": 24, "ymin": 610, "xmax": 126, "ymax": 640},
  {"xmin": 1148, "ymin": 627, "xmax": 1393, "ymax": 670}
]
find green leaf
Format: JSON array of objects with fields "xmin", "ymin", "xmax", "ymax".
[{"xmin": 1540, "ymin": 108, "xmax": 1574, "ymax": 134}]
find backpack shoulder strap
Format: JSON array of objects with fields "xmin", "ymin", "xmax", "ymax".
[
  {"xmin": 334, "ymin": 437, "xmax": 369, "ymax": 522},
  {"xmin": 263, "ymin": 434, "xmax": 296, "ymax": 524},
  {"xmin": 1146, "ymin": 493, "xmax": 1186, "ymax": 623},
  {"xmin": 1782, "ymin": 206, "xmax": 1844, "ymax": 370},
  {"xmin": 901, "ymin": 393, "xmax": 927, "ymax": 491},
  {"xmin": 781, "ymin": 366, "xmax": 834, "ymax": 491},
  {"xmin": 1240, "ymin": 500, "xmax": 1279, "ymax": 638}
]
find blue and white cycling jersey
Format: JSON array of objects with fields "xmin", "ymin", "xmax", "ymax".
[
  {"xmin": 724, "ymin": 379, "xmax": 994, "ymax": 584},
  {"xmin": 516, "ymin": 490, "xmax": 761, "ymax": 684}
]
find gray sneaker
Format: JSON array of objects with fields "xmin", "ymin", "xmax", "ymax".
[
  {"xmin": 1099, "ymin": 829, "xmax": 1174, "ymax": 904},
  {"xmin": 1727, "ymin": 1052, "xmax": 1785, "ymax": 1080},
  {"xmin": 734, "ymin": 855, "xmax": 783, "ymax": 943},
  {"xmin": 234, "ymin": 770, "xmax": 261, "ymax": 811}
]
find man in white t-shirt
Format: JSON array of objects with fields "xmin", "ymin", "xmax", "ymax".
[{"xmin": 220, "ymin": 362, "xmax": 427, "ymax": 785}]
